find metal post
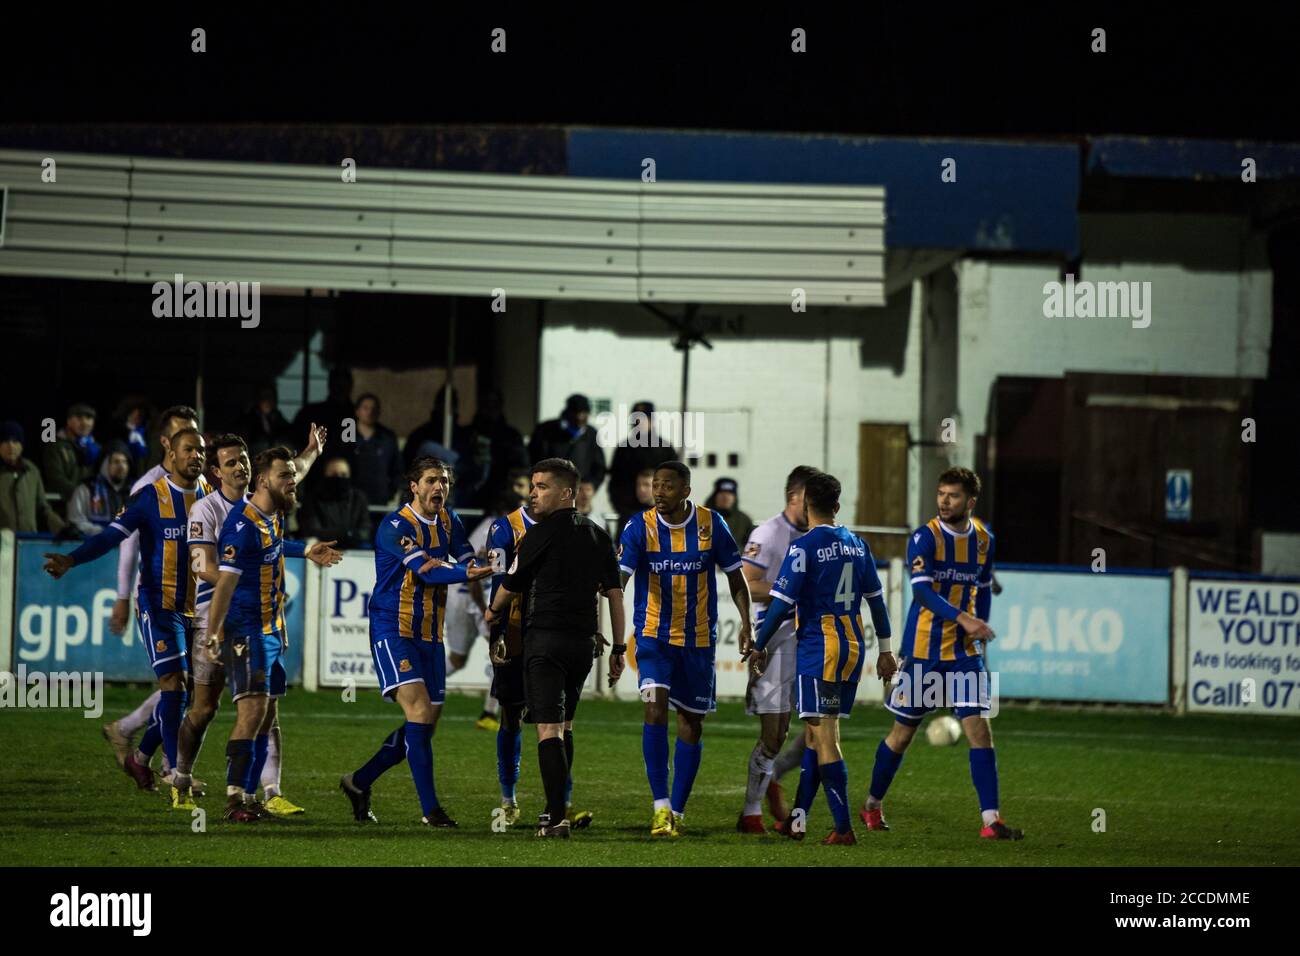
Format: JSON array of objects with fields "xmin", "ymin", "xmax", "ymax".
[{"xmin": 443, "ymin": 297, "xmax": 457, "ymax": 446}]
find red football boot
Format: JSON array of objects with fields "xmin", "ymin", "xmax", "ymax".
[
  {"xmin": 979, "ymin": 817, "xmax": 1024, "ymax": 840},
  {"xmin": 821, "ymin": 829, "xmax": 858, "ymax": 846},
  {"xmin": 736, "ymin": 813, "xmax": 767, "ymax": 834},
  {"xmin": 860, "ymin": 803, "xmax": 890, "ymax": 831}
]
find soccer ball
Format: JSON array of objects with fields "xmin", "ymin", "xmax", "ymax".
[{"xmin": 925, "ymin": 715, "xmax": 962, "ymax": 747}]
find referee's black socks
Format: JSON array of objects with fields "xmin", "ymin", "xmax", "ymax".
[{"xmin": 538, "ymin": 736, "xmax": 568, "ymax": 822}]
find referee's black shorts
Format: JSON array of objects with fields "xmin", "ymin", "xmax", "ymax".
[{"xmin": 522, "ymin": 628, "xmax": 595, "ymax": 725}]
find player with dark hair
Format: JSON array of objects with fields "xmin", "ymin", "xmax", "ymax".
[
  {"xmin": 863, "ymin": 466, "xmax": 1023, "ymax": 840},
  {"xmin": 45, "ymin": 427, "xmax": 211, "ymax": 797},
  {"xmin": 747, "ymin": 471, "xmax": 893, "ymax": 845},
  {"xmin": 736, "ymin": 464, "xmax": 821, "ymax": 832},
  {"xmin": 339, "ymin": 457, "xmax": 491, "ymax": 828},
  {"xmin": 175, "ymin": 426, "xmax": 325, "ymax": 813},
  {"xmin": 618, "ymin": 460, "xmax": 750, "ymax": 837},
  {"xmin": 205, "ymin": 447, "xmax": 341, "ymax": 822}
]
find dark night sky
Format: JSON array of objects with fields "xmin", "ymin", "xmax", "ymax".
[{"xmin": 8, "ymin": 8, "xmax": 1299, "ymax": 141}]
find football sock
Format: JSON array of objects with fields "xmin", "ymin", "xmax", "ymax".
[
  {"xmin": 970, "ymin": 747, "xmax": 999, "ymax": 823},
  {"xmin": 538, "ymin": 736, "xmax": 569, "ymax": 823},
  {"xmin": 497, "ymin": 726, "xmax": 521, "ymax": 801},
  {"xmin": 869, "ymin": 738, "xmax": 905, "ymax": 805},
  {"xmin": 564, "ymin": 729, "xmax": 575, "ymax": 806},
  {"xmin": 483, "ymin": 693, "xmax": 499, "ymax": 717},
  {"xmin": 743, "ymin": 742, "xmax": 777, "ymax": 816},
  {"xmin": 158, "ymin": 690, "xmax": 186, "ymax": 770},
  {"xmin": 261, "ymin": 721, "xmax": 282, "ymax": 796},
  {"xmin": 404, "ymin": 722, "xmax": 439, "ymax": 817},
  {"xmin": 773, "ymin": 734, "xmax": 805, "ymax": 780},
  {"xmin": 820, "ymin": 759, "xmax": 851, "ymax": 834},
  {"xmin": 225, "ymin": 739, "xmax": 253, "ymax": 794},
  {"xmin": 353, "ymin": 724, "xmax": 406, "ymax": 791},
  {"xmin": 643, "ymin": 723, "xmax": 670, "ymax": 802},
  {"xmin": 247, "ymin": 734, "xmax": 270, "ymax": 796},
  {"xmin": 794, "ymin": 747, "xmax": 822, "ymax": 822},
  {"xmin": 670, "ymin": 739, "xmax": 703, "ymax": 815},
  {"xmin": 138, "ymin": 699, "xmax": 163, "ymax": 761},
  {"xmin": 119, "ymin": 690, "xmax": 161, "ymax": 736}
]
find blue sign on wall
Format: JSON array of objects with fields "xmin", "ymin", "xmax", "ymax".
[
  {"xmin": 919, "ymin": 568, "xmax": 1171, "ymax": 703},
  {"xmin": 1165, "ymin": 469, "xmax": 1192, "ymax": 522},
  {"xmin": 12, "ymin": 539, "xmax": 303, "ymax": 683}
]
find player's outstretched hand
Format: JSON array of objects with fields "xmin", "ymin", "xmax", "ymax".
[
  {"xmin": 464, "ymin": 560, "xmax": 493, "ymax": 582},
  {"xmin": 43, "ymin": 553, "xmax": 74, "ymax": 578},
  {"xmin": 876, "ymin": 651, "xmax": 899, "ymax": 684},
  {"xmin": 306, "ymin": 541, "xmax": 344, "ymax": 567},
  {"xmin": 958, "ymin": 611, "xmax": 994, "ymax": 642},
  {"xmin": 304, "ymin": 422, "xmax": 327, "ymax": 456}
]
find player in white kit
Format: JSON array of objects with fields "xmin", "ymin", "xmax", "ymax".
[
  {"xmin": 174, "ymin": 427, "xmax": 325, "ymax": 812},
  {"xmin": 445, "ymin": 491, "xmax": 523, "ymax": 730},
  {"xmin": 736, "ymin": 465, "xmax": 821, "ymax": 833}
]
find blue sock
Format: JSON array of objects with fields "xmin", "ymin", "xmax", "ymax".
[
  {"xmin": 138, "ymin": 702, "xmax": 163, "ymax": 760},
  {"xmin": 247, "ymin": 734, "xmax": 270, "ymax": 795},
  {"xmin": 970, "ymin": 747, "xmax": 999, "ymax": 812},
  {"xmin": 821, "ymin": 760, "xmax": 851, "ymax": 834},
  {"xmin": 353, "ymin": 725, "xmax": 406, "ymax": 791},
  {"xmin": 794, "ymin": 747, "xmax": 822, "ymax": 819},
  {"xmin": 870, "ymin": 738, "xmax": 905, "ymax": 802},
  {"xmin": 670, "ymin": 739, "xmax": 703, "ymax": 815},
  {"xmin": 497, "ymin": 728, "xmax": 521, "ymax": 801},
  {"xmin": 642, "ymin": 724, "xmax": 670, "ymax": 801},
  {"xmin": 159, "ymin": 690, "xmax": 186, "ymax": 770},
  {"xmin": 225, "ymin": 738, "xmax": 254, "ymax": 790},
  {"xmin": 404, "ymin": 721, "xmax": 439, "ymax": 817}
]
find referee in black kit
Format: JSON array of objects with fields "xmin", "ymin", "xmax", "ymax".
[{"xmin": 484, "ymin": 457, "xmax": 626, "ymax": 838}]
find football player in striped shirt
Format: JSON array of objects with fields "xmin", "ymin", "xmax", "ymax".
[
  {"xmin": 45, "ymin": 428, "xmax": 211, "ymax": 793},
  {"xmin": 204, "ymin": 447, "xmax": 341, "ymax": 822},
  {"xmin": 863, "ymin": 467, "xmax": 1023, "ymax": 840},
  {"xmin": 177, "ymin": 427, "xmax": 325, "ymax": 813},
  {"xmin": 339, "ymin": 457, "xmax": 492, "ymax": 828},
  {"xmin": 747, "ymin": 471, "xmax": 893, "ymax": 845},
  {"xmin": 618, "ymin": 461, "xmax": 750, "ymax": 837}
]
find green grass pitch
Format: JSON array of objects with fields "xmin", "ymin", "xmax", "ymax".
[{"xmin": 3, "ymin": 685, "xmax": 1298, "ymax": 866}]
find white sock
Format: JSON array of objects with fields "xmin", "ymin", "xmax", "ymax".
[
  {"xmin": 653, "ymin": 798, "xmax": 671, "ymax": 812},
  {"xmin": 982, "ymin": 809, "xmax": 1000, "ymax": 827},
  {"xmin": 772, "ymin": 735, "xmax": 805, "ymax": 779},
  {"xmin": 260, "ymin": 723, "xmax": 282, "ymax": 793},
  {"xmin": 119, "ymin": 690, "xmax": 162, "ymax": 736},
  {"xmin": 483, "ymin": 693, "xmax": 499, "ymax": 716},
  {"xmin": 743, "ymin": 742, "xmax": 776, "ymax": 816},
  {"xmin": 866, "ymin": 795, "xmax": 882, "ymax": 810}
]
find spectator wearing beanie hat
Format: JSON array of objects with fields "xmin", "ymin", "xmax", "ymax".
[
  {"xmin": 1, "ymin": 421, "xmax": 67, "ymax": 534},
  {"xmin": 704, "ymin": 476, "xmax": 754, "ymax": 549}
]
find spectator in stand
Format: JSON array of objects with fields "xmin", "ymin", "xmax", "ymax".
[
  {"xmin": 42, "ymin": 402, "xmax": 102, "ymax": 505},
  {"xmin": 350, "ymin": 393, "xmax": 403, "ymax": 507},
  {"xmin": 403, "ymin": 388, "xmax": 478, "ymax": 507},
  {"xmin": 704, "ymin": 476, "xmax": 754, "ymax": 549},
  {"xmin": 527, "ymin": 393, "xmax": 607, "ymax": 492},
  {"xmin": 299, "ymin": 455, "xmax": 372, "ymax": 549},
  {"xmin": 237, "ymin": 383, "xmax": 295, "ymax": 456},
  {"xmin": 1, "ymin": 421, "xmax": 66, "ymax": 534},
  {"xmin": 635, "ymin": 468, "xmax": 655, "ymax": 509},
  {"xmin": 576, "ymin": 480, "xmax": 595, "ymax": 516},
  {"xmin": 292, "ymin": 366, "xmax": 356, "ymax": 443},
  {"xmin": 609, "ymin": 401, "xmax": 678, "ymax": 529},
  {"xmin": 113, "ymin": 397, "xmax": 153, "ymax": 477},
  {"xmin": 67, "ymin": 440, "xmax": 132, "ymax": 537},
  {"xmin": 465, "ymin": 387, "xmax": 529, "ymax": 509}
]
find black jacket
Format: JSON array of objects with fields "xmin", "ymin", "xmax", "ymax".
[{"xmin": 527, "ymin": 420, "xmax": 607, "ymax": 492}]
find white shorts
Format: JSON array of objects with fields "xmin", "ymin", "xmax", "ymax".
[
  {"xmin": 443, "ymin": 585, "xmax": 488, "ymax": 658},
  {"xmin": 746, "ymin": 627, "xmax": 797, "ymax": 715},
  {"xmin": 190, "ymin": 623, "xmax": 224, "ymax": 686}
]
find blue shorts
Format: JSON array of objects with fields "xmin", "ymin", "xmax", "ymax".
[
  {"xmin": 223, "ymin": 629, "xmax": 284, "ymax": 701},
  {"xmin": 797, "ymin": 674, "xmax": 858, "ymax": 718},
  {"xmin": 137, "ymin": 604, "xmax": 190, "ymax": 677},
  {"xmin": 635, "ymin": 636, "xmax": 716, "ymax": 715},
  {"xmin": 885, "ymin": 655, "xmax": 991, "ymax": 726},
  {"xmin": 371, "ymin": 632, "xmax": 446, "ymax": 705}
]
